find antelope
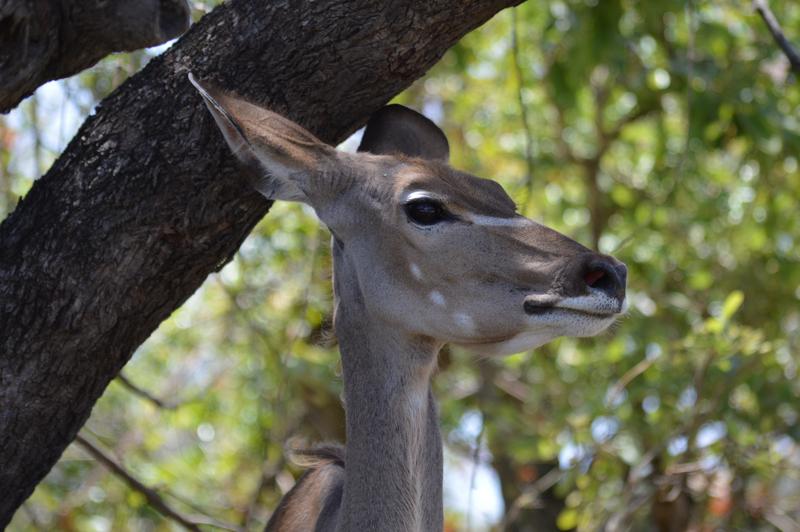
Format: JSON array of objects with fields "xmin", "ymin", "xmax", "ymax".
[{"xmin": 189, "ymin": 74, "xmax": 627, "ymax": 532}]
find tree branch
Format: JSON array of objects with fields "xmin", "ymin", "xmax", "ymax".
[
  {"xmin": 116, "ymin": 373, "xmax": 175, "ymax": 409},
  {"xmin": 586, "ymin": 96, "xmax": 660, "ymax": 249},
  {"xmin": 73, "ymin": 434, "xmax": 203, "ymax": 532},
  {"xmin": 0, "ymin": 0, "xmax": 522, "ymax": 523},
  {"xmin": 0, "ymin": 0, "xmax": 192, "ymax": 112},
  {"xmin": 753, "ymin": 0, "xmax": 800, "ymax": 74},
  {"xmin": 510, "ymin": 8, "xmax": 536, "ymax": 208},
  {"xmin": 499, "ymin": 466, "xmax": 565, "ymax": 529}
]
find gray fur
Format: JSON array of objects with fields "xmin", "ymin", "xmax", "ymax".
[{"xmin": 188, "ymin": 78, "xmax": 626, "ymax": 531}]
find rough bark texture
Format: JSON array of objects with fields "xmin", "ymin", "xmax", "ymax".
[
  {"xmin": 0, "ymin": 0, "xmax": 521, "ymax": 524},
  {"xmin": 0, "ymin": 0, "xmax": 191, "ymax": 112}
]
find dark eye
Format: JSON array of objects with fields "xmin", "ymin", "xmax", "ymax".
[{"xmin": 404, "ymin": 199, "xmax": 450, "ymax": 226}]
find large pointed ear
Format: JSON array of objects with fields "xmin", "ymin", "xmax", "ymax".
[
  {"xmin": 189, "ymin": 73, "xmax": 334, "ymax": 202},
  {"xmin": 357, "ymin": 104, "xmax": 449, "ymax": 162}
]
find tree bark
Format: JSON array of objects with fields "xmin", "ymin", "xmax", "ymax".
[
  {"xmin": 0, "ymin": 0, "xmax": 521, "ymax": 524},
  {"xmin": 0, "ymin": 0, "xmax": 192, "ymax": 113}
]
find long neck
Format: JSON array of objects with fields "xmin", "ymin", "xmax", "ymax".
[{"xmin": 332, "ymin": 243, "xmax": 443, "ymax": 532}]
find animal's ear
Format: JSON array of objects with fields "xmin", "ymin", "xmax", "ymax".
[
  {"xmin": 357, "ymin": 104, "xmax": 449, "ymax": 162},
  {"xmin": 189, "ymin": 73, "xmax": 335, "ymax": 203}
]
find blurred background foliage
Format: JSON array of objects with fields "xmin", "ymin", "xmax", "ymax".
[{"xmin": 3, "ymin": 0, "xmax": 800, "ymax": 530}]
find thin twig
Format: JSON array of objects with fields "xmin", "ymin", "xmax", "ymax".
[
  {"xmin": 116, "ymin": 368, "xmax": 227, "ymax": 411},
  {"xmin": 679, "ymin": 0, "xmax": 696, "ymax": 175},
  {"xmin": 492, "ymin": 372, "xmax": 528, "ymax": 402},
  {"xmin": 510, "ymin": 8, "xmax": 536, "ymax": 207},
  {"xmin": 754, "ymin": 0, "xmax": 800, "ymax": 74},
  {"xmin": 604, "ymin": 487, "xmax": 654, "ymax": 532},
  {"xmin": 764, "ymin": 509, "xmax": 800, "ymax": 532},
  {"xmin": 587, "ymin": 81, "xmax": 658, "ymax": 249},
  {"xmin": 610, "ymin": 233, "xmax": 635, "ymax": 254},
  {"xmin": 30, "ymin": 94, "xmax": 44, "ymax": 176},
  {"xmin": 606, "ymin": 356, "xmax": 658, "ymax": 405},
  {"xmin": 603, "ymin": 104, "xmax": 658, "ymax": 148},
  {"xmin": 21, "ymin": 503, "xmax": 43, "ymax": 530},
  {"xmin": 240, "ymin": 456, "xmax": 287, "ymax": 529},
  {"xmin": 73, "ymin": 434, "xmax": 202, "ymax": 532},
  {"xmin": 499, "ymin": 466, "xmax": 565, "ymax": 528},
  {"xmin": 116, "ymin": 373, "xmax": 174, "ymax": 409},
  {"xmin": 160, "ymin": 489, "xmax": 245, "ymax": 532}
]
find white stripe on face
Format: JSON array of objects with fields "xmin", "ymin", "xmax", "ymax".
[{"xmin": 466, "ymin": 214, "xmax": 531, "ymax": 228}]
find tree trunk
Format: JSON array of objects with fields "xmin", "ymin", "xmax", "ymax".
[
  {"xmin": 0, "ymin": 0, "xmax": 192, "ymax": 112},
  {"xmin": 0, "ymin": 0, "xmax": 521, "ymax": 524}
]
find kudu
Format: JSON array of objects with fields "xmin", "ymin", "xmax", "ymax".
[{"xmin": 189, "ymin": 74, "xmax": 627, "ymax": 531}]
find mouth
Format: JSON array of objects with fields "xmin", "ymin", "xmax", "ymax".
[
  {"xmin": 452, "ymin": 291, "xmax": 625, "ymax": 356},
  {"xmin": 524, "ymin": 305, "xmax": 617, "ymax": 319},
  {"xmin": 523, "ymin": 290, "xmax": 626, "ymax": 320}
]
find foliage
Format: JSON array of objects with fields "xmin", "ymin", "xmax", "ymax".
[{"xmin": 3, "ymin": 1, "xmax": 800, "ymax": 530}]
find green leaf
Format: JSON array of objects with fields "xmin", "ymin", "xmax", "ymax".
[
  {"xmin": 557, "ymin": 508, "xmax": 579, "ymax": 530},
  {"xmin": 720, "ymin": 290, "xmax": 745, "ymax": 322}
]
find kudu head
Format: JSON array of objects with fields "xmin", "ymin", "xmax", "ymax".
[{"xmin": 190, "ymin": 75, "xmax": 627, "ymax": 356}]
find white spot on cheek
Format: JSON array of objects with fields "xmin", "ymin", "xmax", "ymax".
[
  {"xmin": 453, "ymin": 312, "xmax": 475, "ymax": 332},
  {"xmin": 410, "ymin": 263, "xmax": 423, "ymax": 280},
  {"xmin": 405, "ymin": 387, "xmax": 426, "ymax": 418},
  {"xmin": 429, "ymin": 291, "xmax": 446, "ymax": 306}
]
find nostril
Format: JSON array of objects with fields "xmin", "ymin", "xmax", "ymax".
[
  {"xmin": 589, "ymin": 270, "xmax": 616, "ymax": 294},
  {"xmin": 584, "ymin": 261, "xmax": 624, "ymax": 300},
  {"xmin": 584, "ymin": 269, "xmax": 606, "ymax": 287}
]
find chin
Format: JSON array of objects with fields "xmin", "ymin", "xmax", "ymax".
[
  {"xmin": 546, "ymin": 308, "xmax": 619, "ymax": 338},
  {"xmin": 456, "ymin": 332, "xmax": 557, "ymax": 356},
  {"xmin": 454, "ymin": 310, "xmax": 619, "ymax": 356}
]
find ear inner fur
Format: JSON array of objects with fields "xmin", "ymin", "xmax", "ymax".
[{"xmin": 188, "ymin": 74, "xmax": 334, "ymax": 203}]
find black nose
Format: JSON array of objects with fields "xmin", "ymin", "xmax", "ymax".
[{"xmin": 583, "ymin": 257, "xmax": 627, "ymax": 302}]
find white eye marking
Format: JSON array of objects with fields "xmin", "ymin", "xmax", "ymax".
[
  {"xmin": 410, "ymin": 263, "xmax": 423, "ymax": 280},
  {"xmin": 404, "ymin": 190, "xmax": 440, "ymax": 203},
  {"xmin": 467, "ymin": 214, "xmax": 531, "ymax": 227},
  {"xmin": 429, "ymin": 291, "xmax": 446, "ymax": 306},
  {"xmin": 453, "ymin": 312, "xmax": 475, "ymax": 332}
]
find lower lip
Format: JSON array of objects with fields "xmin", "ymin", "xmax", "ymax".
[{"xmin": 526, "ymin": 306, "xmax": 616, "ymax": 319}]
